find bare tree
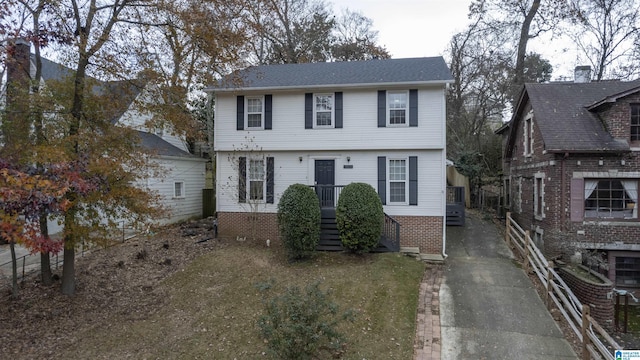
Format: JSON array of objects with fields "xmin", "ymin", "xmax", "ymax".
[
  {"xmin": 245, "ymin": 0, "xmax": 334, "ymax": 64},
  {"xmin": 331, "ymin": 9, "xmax": 390, "ymax": 61},
  {"xmin": 568, "ymin": 0, "xmax": 640, "ymax": 80}
]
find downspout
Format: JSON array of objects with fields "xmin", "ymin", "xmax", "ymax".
[
  {"xmin": 561, "ymin": 152, "xmax": 568, "ymax": 231},
  {"xmin": 442, "ymin": 84, "xmax": 449, "ymax": 260}
]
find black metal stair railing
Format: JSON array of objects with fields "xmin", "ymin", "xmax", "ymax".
[
  {"xmin": 379, "ymin": 213, "xmax": 400, "ymax": 252},
  {"xmin": 310, "ymin": 184, "xmax": 400, "ymax": 252}
]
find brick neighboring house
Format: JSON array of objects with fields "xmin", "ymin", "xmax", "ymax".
[{"xmin": 498, "ymin": 67, "xmax": 640, "ymax": 290}]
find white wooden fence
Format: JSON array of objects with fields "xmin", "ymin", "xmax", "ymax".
[{"xmin": 505, "ymin": 212, "xmax": 621, "ymax": 360}]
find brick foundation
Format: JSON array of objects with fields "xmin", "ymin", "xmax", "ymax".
[
  {"xmin": 559, "ymin": 265, "xmax": 614, "ymax": 329},
  {"xmin": 217, "ymin": 212, "xmax": 444, "ymax": 254},
  {"xmin": 394, "ymin": 215, "xmax": 444, "ymax": 254},
  {"xmin": 217, "ymin": 212, "xmax": 280, "ymax": 245}
]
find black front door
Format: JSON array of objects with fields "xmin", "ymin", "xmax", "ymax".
[{"xmin": 315, "ymin": 160, "xmax": 335, "ymax": 207}]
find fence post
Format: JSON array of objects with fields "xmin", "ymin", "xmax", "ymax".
[
  {"xmin": 505, "ymin": 212, "xmax": 512, "ymax": 248},
  {"xmin": 21, "ymin": 256, "xmax": 26, "ymax": 280},
  {"xmin": 524, "ymin": 230, "xmax": 531, "ymax": 273},
  {"xmin": 546, "ymin": 261, "xmax": 554, "ymax": 309},
  {"xmin": 582, "ymin": 305, "xmax": 591, "ymax": 360}
]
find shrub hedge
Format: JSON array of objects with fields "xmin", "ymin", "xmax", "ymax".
[
  {"xmin": 277, "ymin": 183, "xmax": 320, "ymax": 259},
  {"xmin": 336, "ymin": 182, "xmax": 383, "ymax": 253}
]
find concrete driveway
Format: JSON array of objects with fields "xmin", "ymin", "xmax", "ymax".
[{"xmin": 440, "ymin": 211, "xmax": 578, "ymax": 359}]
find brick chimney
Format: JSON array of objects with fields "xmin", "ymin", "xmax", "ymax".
[
  {"xmin": 3, "ymin": 38, "xmax": 31, "ymax": 160},
  {"xmin": 574, "ymin": 65, "xmax": 592, "ymax": 83}
]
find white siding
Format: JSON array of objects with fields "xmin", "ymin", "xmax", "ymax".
[
  {"xmin": 151, "ymin": 157, "xmax": 207, "ymax": 224},
  {"xmin": 214, "ymin": 87, "xmax": 446, "ymax": 152},
  {"xmin": 117, "ymin": 88, "xmax": 189, "ymax": 152},
  {"xmin": 216, "ymin": 150, "xmax": 445, "ymax": 217}
]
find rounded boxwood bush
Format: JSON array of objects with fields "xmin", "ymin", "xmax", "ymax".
[
  {"xmin": 336, "ymin": 182, "xmax": 383, "ymax": 253},
  {"xmin": 277, "ymin": 183, "xmax": 321, "ymax": 259}
]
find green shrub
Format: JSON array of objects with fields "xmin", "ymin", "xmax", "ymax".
[
  {"xmin": 336, "ymin": 182, "xmax": 383, "ymax": 253},
  {"xmin": 257, "ymin": 281, "xmax": 353, "ymax": 360},
  {"xmin": 277, "ymin": 183, "xmax": 320, "ymax": 260}
]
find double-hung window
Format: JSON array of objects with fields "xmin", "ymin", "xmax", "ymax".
[
  {"xmin": 239, "ymin": 157, "xmax": 274, "ymax": 204},
  {"xmin": 248, "ymin": 159, "xmax": 265, "ymax": 201},
  {"xmin": 174, "ymin": 181, "xmax": 185, "ymax": 198},
  {"xmin": 246, "ymin": 96, "xmax": 264, "ymax": 129},
  {"xmin": 631, "ymin": 104, "xmax": 640, "ymax": 142},
  {"xmin": 389, "ymin": 159, "xmax": 408, "ymax": 204},
  {"xmin": 314, "ymin": 94, "xmax": 334, "ymax": 127},
  {"xmin": 387, "ymin": 91, "xmax": 408, "ymax": 126}
]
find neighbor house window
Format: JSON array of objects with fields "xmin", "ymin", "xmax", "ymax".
[
  {"xmin": 389, "ymin": 159, "xmax": 408, "ymax": 203},
  {"xmin": 631, "ymin": 104, "xmax": 640, "ymax": 142},
  {"xmin": 314, "ymin": 94, "xmax": 334, "ymax": 127},
  {"xmin": 534, "ymin": 174, "xmax": 545, "ymax": 219},
  {"xmin": 584, "ymin": 179, "xmax": 638, "ymax": 220},
  {"xmin": 174, "ymin": 181, "xmax": 184, "ymax": 198},
  {"xmin": 248, "ymin": 159, "xmax": 265, "ymax": 201},
  {"xmin": 387, "ymin": 91, "xmax": 408, "ymax": 125},
  {"xmin": 246, "ymin": 96, "xmax": 264, "ymax": 128},
  {"xmin": 615, "ymin": 256, "xmax": 640, "ymax": 287},
  {"xmin": 524, "ymin": 115, "xmax": 533, "ymax": 156}
]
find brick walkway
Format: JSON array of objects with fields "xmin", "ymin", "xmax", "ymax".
[{"xmin": 413, "ymin": 264, "xmax": 443, "ymax": 360}]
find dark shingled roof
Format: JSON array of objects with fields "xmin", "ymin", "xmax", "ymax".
[
  {"xmin": 513, "ymin": 80, "xmax": 640, "ymax": 153},
  {"xmin": 208, "ymin": 57, "xmax": 453, "ymax": 91},
  {"xmin": 136, "ymin": 131, "xmax": 195, "ymax": 158}
]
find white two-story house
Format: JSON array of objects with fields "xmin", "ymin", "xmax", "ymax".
[{"xmin": 208, "ymin": 57, "xmax": 453, "ymax": 255}]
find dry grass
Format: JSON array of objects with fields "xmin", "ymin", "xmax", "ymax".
[{"xmin": 1, "ymin": 226, "xmax": 426, "ymax": 360}]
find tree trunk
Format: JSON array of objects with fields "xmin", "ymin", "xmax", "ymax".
[
  {"xmin": 61, "ymin": 246, "xmax": 75, "ymax": 295},
  {"xmin": 39, "ymin": 214, "xmax": 52, "ymax": 285},
  {"xmin": 514, "ymin": 0, "xmax": 541, "ymax": 87},
  {"xmin": 10, "ymin": 242, "xmax": 18, "ymax": 299}
]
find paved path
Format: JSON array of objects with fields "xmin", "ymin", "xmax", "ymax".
[{"xmin": 440, "ymin": 212, "xmax": 577, "ymax": 359}]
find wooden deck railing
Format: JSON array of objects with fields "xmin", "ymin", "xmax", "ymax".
[{"xmin": 505, "ymin": 212, "xmax": 621, "ymax": 359}]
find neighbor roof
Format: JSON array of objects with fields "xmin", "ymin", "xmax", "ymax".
[
  {"xmin": 509, "ymin": 80, "xmax": 640, "ymax": 153},
  {"xmin": 208, "ymin": 57, "xmax": 453, "ymax": 92},
  {"xmin": 136, "ymin": 131, "xmax": 195, "ymax": 158}
]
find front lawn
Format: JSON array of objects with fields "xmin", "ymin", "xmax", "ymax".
[{"xmin": 55, "ymin": 241, "xmax": 426, "ymax": 359}]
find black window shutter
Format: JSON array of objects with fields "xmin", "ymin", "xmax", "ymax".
[
  {"xmin": 238, "ymin": 157, "xmax": 246, "ymax": 203},
  {"xmin": 409, "ymin": 156, "xmax": 418, "ymax": 205},
  {"xmin": 377, "ymin": 90, "xmax": 386, "ymax": 127},
  {"xmin": 335, "ymin": 92, "xmax": 343, "ymax": 128},
  {"xmin": 378, "ymin": 156, "xmax": 386, "ymax": 205},
  {"xmin": 265, "ymin": 95, "xmax": 272, "ymax": 130},
  {"xmin": 409, "ymin": 89, "xmax": 418, "ymax": 127},
  {"xmin": 305, "ymin": 93, "xmax": 313, "ymax": 129},
  {"xmin": 237, "ymin": 96, "xmax": 244, "ymax": 130},
  {"xmin": 266, "ymin": 157, "xmax": 274, "ymax": 204}
]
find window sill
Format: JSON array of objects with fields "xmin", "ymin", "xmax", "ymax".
[
  {"xmin": 534, "ymin": 214, "xmax": 544, "ymax": 221},
  {"xmin": 387, "ymin": 123, "xmax": 409, "ymax": 128},
  {"xmin": 173, "ymin": 196, "xmax": 185, "ymax": 200},
  {"xmin": 312, "ymin": 126, "xmax": 336, "ymax": 129},
  {"xmin": 583, "ymin": 219, "xmax": 640, "ymax": 226}
]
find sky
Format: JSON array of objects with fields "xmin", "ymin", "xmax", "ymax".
[
  {"xmin": 342, "ymin": 0, "xmax": 579, "ymax": 79},
  {"xmin": 343, "ymin": 0, "xmax": 472, "ymax": 58}
]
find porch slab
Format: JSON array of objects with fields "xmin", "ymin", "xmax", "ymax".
[
  {"xmin": 419, "ymin": 254, "xmax": 445, "ymax": 263},
  {"xmin": 400, "ymin": 246, "xmax": 420, "ymax": 254}
]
